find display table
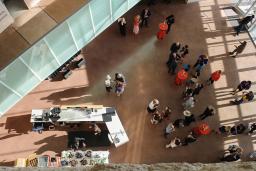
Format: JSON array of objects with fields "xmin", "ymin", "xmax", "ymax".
[
  {"xmin": 30, "ymin": 106, "xmax": 129, "ymax": 147},
  {"xmin": 61, "ymin": 150, "xmax": 109, "ymax": 167}
]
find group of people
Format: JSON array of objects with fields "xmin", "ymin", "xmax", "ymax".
[
  {"xmin": 118, "ymin": 8, "xmax": 175, "ymax": 38},
  {"xmin": 113, "ymin": 1, "xmax": 256, "ymax": 163},
  {"xmin": 117, "ymin": 8, "xmax": 152, "ymax": 36},
  {"xmin": 105, "ymin": 73, "xmax": 126, "ymax": 96}
]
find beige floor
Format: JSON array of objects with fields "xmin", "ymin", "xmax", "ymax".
[{"xmin": 1, "ymin": 0, "xmax": 256, "ymax": 166}]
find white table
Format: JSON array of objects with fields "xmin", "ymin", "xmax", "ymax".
[{"xmin": 31, "ymin": 107, "xmax": 129, "ymax": 147}]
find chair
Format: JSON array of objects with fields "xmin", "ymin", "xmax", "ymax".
[
  {"xmin": 27, "ymin": 153, "xmax": 38, "ymax": 167},
  {"xmin": 32, "ymin": 122, "xmax": 44, "ymax": 134},
  {"xmin": 37, "ymin": 155, "xmax": 50, "ymax": 167},
  {"xmin": 48, "ymin": 125, "xmax": 55, "ymax": 131},
  {"xmin": 15, "ymin": 158, "xmax": 27, "ymax": 167}
]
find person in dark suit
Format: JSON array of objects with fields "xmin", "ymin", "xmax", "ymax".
[
  {"xmin": 170, "ymin": 42, "xmax": 181, "ymax": 53},
  {"xmin": 140, "ymin": 8, "xmax": 151, "ymax": 27},
  {"xmin": 117, "ymin": 17, "xmax": 127, "ymax": 36},
  {"xmin": 236, "ymin": 15, "xmax": 254, "ymax": 35},
  {"xmin": 165, "ymin": 15, "xmax": 175, "ymax": 34}
]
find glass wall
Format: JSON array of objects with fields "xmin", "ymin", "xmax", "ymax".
[{"xmin": 0, "ymin": 0, "xmax": 141, "ymax": 116}]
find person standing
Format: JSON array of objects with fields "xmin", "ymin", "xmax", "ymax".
[
  {"xmin": 206, "ymin": 70, "xmax": 222, "ymax": 85},
  {"xmin": 198, "ymin": 105, "xmax": 216, "ymax": 120},
  {"xmin": 179, "ymin": 45, "xmax": 189, "ymax": 58},
  {"xmin": 164, "ymin": 122, "xmax": 175, "ymax": 138},
  {"xmin": 183, "ymin": 110, "xmax": 195, "ymax": 126},
  {"xmin": 232, "ymin": 80, "xmax": 251, "ymax": 95},
  {"xmin": 170, "ymin": 42, "xmax": 181, "ymax": 53},
  {"xmin": 117, "ymin": 17, "xmax": 127, "ymax": 36},
  {"xmin": 236, "ymin": 15, "xmax": 254, "ymax": 35},
  {"xmin": 193, "ymin": 55, "xmax": 208, "ymax": 76},
  {"xmin": 140, "ymin": 8, "xmax": 151, "ymax": 27},
  {"xmin": 105, "ymin": 75, "xmax": 112, "ymax": 93},
  {"xmin": 230, "ymin": 91, "xmax": 254, "ymax": 105},
  {"xmin": 248, "ymin": 123, "xmax": 256, "ymax": 135},
  {"xmin": 151, "ymin": 111, "xmax": 163, "ymax": 124},
  {"xmin": 168, "ymin": 54, "xmax": 179, "ymax": 74},
  {"xmin": 162, "ymin": 106, "xmax": 172, "ymax": 119},
  {"xmin": 166, "ymin": 137, "xmax": 182, "ymax": 149},
  {"xmin": 133, "ymin": 15, "xmax": 141, "ymax": 35},
  {"xmin": 192, "ymin": 83, "xmax": 204, "ymax": 96},
  {"xmin": 165, "ymin": 15, "xmax": 175, "ymax": 34},
  {"xmin": 147, "ymin": 99, "xmax": 160, "ymax": 113},
  {"xmin": 229, "ymin": 41, "xmax": 247, "ymax": 57},
  {"xmin": 114, "ymin": 73, "xmax": 126, "ymax": 96},
  {"xmin": 182, "ymin": 96, "xmax": 195, "ymax": 110}
]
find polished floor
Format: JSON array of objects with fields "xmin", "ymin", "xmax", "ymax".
[{"xmin": 1, "ymin": 0, "xmax": 256, "ymax": 166}]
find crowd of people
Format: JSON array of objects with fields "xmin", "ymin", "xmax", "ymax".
[{"xmin": 106, "ymin": 1, "xmax": 256, "ymax": 163}]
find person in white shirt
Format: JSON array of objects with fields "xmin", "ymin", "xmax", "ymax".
[
  {"xmin": 147, "ymin": 99, "xmax": 159, "ymax": 113},
  {"xmin": 166, "ymin": 137, "xmax": 182, "ymax": 148},
  {"xmin": 105, "ymin": 75, "xmax": 112, "ymax": 92}
]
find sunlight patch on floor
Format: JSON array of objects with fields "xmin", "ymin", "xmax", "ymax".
[
  {"xmin": 217, "ymin": 105, "xmax": 239, "ymax": 121},
  {"xmin": 207, "ymin": 43, "xmax": 226, "ymax": 57}
]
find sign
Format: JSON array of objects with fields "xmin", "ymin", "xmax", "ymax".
[{"xmin": 0, "ymin": 1, "xmax": 14, "ymax": 33}]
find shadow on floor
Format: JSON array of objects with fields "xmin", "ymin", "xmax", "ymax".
[{"xmin": 5, "ymin": 114, "xmax": 31, "ymax": 134}]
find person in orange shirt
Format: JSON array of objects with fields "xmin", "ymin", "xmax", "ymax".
[{"xmin": 206, "ymin": 70, "xmax": 222, "ymax": 85}]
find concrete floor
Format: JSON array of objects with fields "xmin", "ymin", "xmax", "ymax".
[{"xmin": 1, "ymin": 0, "xmax": 256, "ymax": 166}]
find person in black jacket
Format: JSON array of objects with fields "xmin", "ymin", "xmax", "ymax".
[
  {"xmin": 229, "ymin": 41, "xmax": 247, "ymax": 57},
  {"xmin": 170, "ymin": 42, "xmax": 181, "ymax": 53},
  {"xmin": 140, "ymin": 8, "xmax": 151, "ymax": 27},
  {"xmin": 236, "ymin": 15, "xmax": 254, "ymax": 35},
  {"xmin": 198, "ymin": 105, "xmax": 216, "ymax": 120},
  {"xmin": 166, "ymin": 15, "xmax": 175, "ymax": 34}
]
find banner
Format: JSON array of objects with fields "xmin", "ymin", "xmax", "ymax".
[{"xmin": 0, "ymin": 1, "xmax": 14, "ymax": 33}]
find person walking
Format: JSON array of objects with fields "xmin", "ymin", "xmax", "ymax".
[
  {"xmin": 140, "ymin": 8, "xmax": 151, "ymax": 27},
  {"xmin": 192, "ymin": 83, "xmax": 204, "ymax": 96},
  {"xmin": 147, "ymin": 99, "xmax": 160, "ymax": 113},
  {"xmin": 105, "ymin": 75, "xmax": 112, "ymax": 93},
  {"xmin": 232, "ymin": 80, "xmax": 251, "ymax": 95},
  {"xmin": 198, "ymin": 105, "xmax": 216, "ymax": 120},
  {"xmin": 164, "ymin": 122, "xmax": 175, "ymax": 138},
  {"xmin": 117, "ymin": 17, "xmax": 126, "ymax": 36},
  {"xmin": 230, "ymin": 91, "xmax": 254, "ymax": 105},
  {"xmin": 206, "ymin": 70, "xmax": 222, "ymax": 85},
  {"xmin": 229, "ymin": 41, "xmax": 247, "ymax": 57},
  {"xmin": 133, "ymin": 15, "xmax": 141, "ymax": 35},
  {"xmin": 236, "ymin": 15, "xmax": 254, "ymax": 36},
  {"xmin": 165, "ymin": 15, "xmax": 175, "ymax": 34}
]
